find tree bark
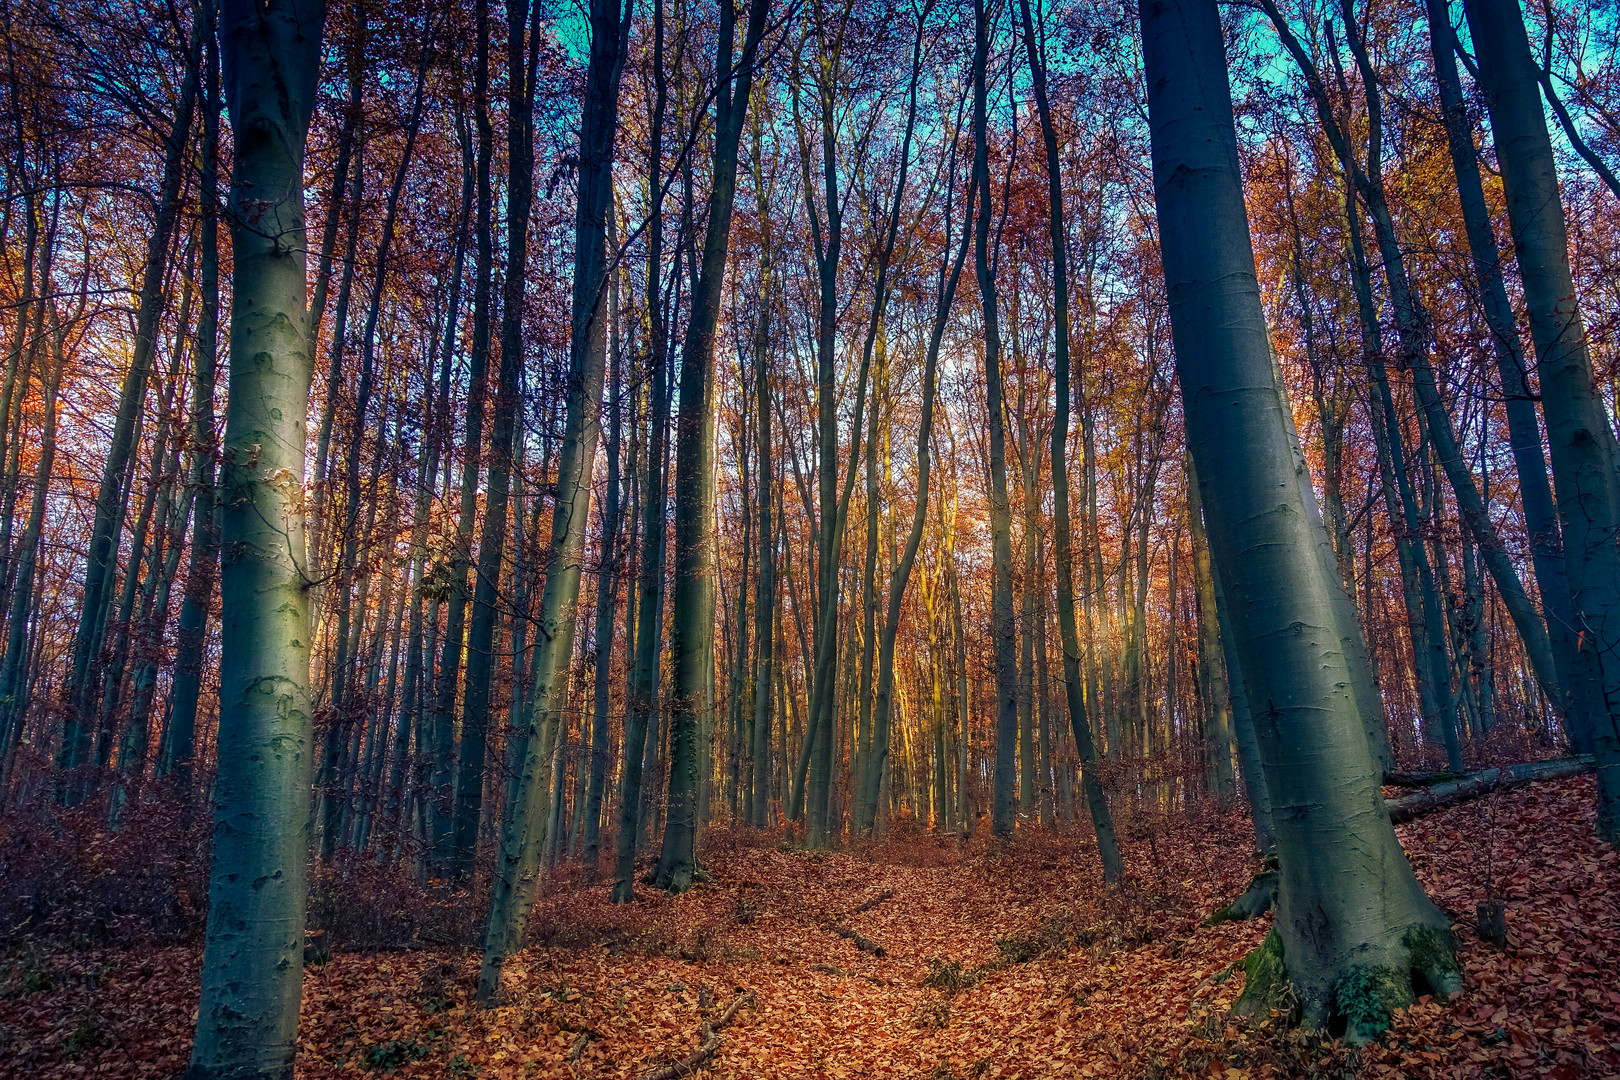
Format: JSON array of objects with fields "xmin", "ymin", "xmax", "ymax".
[
  {"xmin": 186, "ymin": 0, "xmax": 323, "ymax": 1073},
  {"xmin": 1142, "ymin": 0, "xmax": 1457, "ymax": 1038}
]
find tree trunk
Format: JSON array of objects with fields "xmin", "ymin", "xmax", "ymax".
[
  {"xmin": 476, "ymin": 0, "xmax": 631, "ymax": 1003},
  {"xmin": 61, "ymin": 33, "xmax": 200, "ymax": 796},
  {"xmin": 162, "ymin": 4, "xmax": 222, "ymax": 795},
  {"xmin": 1143, "ymin": 0, "xmax": 1457, "ymax": 1038},
  {"xmin": 1016, "ymin": 0, "xmax": 1120, "ymax": 873},
  {"xmin": 186, "ymin": 0, "xmax": 323, "ymax": 1073},
  {"xmin": 1186, "ymin": 456, "xmax": 1235, "ymax": 808},
  {"xmin": 972, "ymin": 0, "xmax": 1019, "ymax": 840},
  {"xmin": 1463, "ymin": 0, "xmax": 1620, "ymax": 840}
]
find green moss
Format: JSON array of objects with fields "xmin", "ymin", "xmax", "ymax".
[
  {"xmin": 1232, "ymin": 929, "xmax": 1292, "ymax": 1020},
  {"xmin": 1205, "ymin": 905, "xmax": 1234, "ymax": 926},
  {"xmin": 1333, "ymin": 964, "xmax": 1412, "ymax": 1045}
]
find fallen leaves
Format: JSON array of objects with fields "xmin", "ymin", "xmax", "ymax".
[{"xmin": 2, "ymin": 776, "xmax": 1617, "ymax": 1079}]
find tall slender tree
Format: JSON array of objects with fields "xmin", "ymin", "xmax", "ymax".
[{"xmin": 186, "ymin": 0, "xmax": 325, "ymax": 1073}]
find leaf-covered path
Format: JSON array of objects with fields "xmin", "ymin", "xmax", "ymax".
[{"xmin": 4, "ymin": 775, "xmax": 1618, "ymax": 1079}]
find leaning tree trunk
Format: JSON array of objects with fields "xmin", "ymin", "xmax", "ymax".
[
  {"xmin": 1423, "ymin": 0, "xmax": 1594, "ymax": 750},
  {"xmin": 655, "ymin": 0, "xmax": 772, "ymax": 885},
  {"xmin": 972, "ymin": 0, "xmax": 1020, "ymax": 840},
  {"xmin": 1141, "ymin": 0, "xmax": 1458, "ymax": 1040},
  {"xmin": 1020, "ymin": 0, "xmax": 1123, "ymax": 877},
  {"xmin": 186, "ymin": 0, "xmax": 324, "ymax": 1075},
  {"xmin": 1463, "ymin": 0, "xmax": 1620, "ymax": 841},
  {"xmin": 476, "ymin": 0, "xmax": 631, "ymax": 1004}
]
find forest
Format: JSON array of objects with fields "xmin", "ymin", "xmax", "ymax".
[{"xmin": 0, "ymin": 0, "xmax": 1618, "ymax": 1074}]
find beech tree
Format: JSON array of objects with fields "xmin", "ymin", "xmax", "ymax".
[
  {"xmin": 1140, "ymin": 0, "xmax": 1459, "ymax": 1039},
  {"xmin": 185, "ymin": 0, "xmax": 325, "ymax": 1074}
]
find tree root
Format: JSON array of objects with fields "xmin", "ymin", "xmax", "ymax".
[
  {"xmin": 639, "ymin": 991, "xmax": 754, "ymax": 1080},
  {"xmin": 1232, "ymin": 923, "xmax": 1461, "ymax": 1045},
  {"xmin": 1206, "ymin": 871, "xmax": 1277, "ymax": 925},
  {"xmin": 1385, "ymin": 757, "xmax": 1592, "ymax": 824}
]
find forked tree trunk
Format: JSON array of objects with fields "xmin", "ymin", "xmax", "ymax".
[
  {"xmin": 1141, "ymin": 0, "xmax": 1457, "ymax": 1039},
  {"xmin": 186, "ymin": 0, "xmax": 324, "ymax": 1074}
]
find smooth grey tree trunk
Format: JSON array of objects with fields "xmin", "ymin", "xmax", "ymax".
[
  {"xmin": 1424, "ymin": 0, "xmax": 1595, "ymax": 753},
  {"xmin": 582, "ymin": 224, "xmax": 623, "ymax": 875},
  {"xmin": 973, "ymin": 0, "xmax": 1020, "ymax": 840},
  {"xmin": 1142, "ymin": 0, "xmax": 1457, "ymax": 1038},
  {"xmin": 186, "ymin": 0, "xmax": 323, "ymax": 1074},
  {"xmin": 1463, "ymin": 0, "xmax": 1620, "ymax": 840},
  {"xmin": 654, "ymin": 0, "xmax": 772, "ymax": 884},
  {"xmin": 612, "ymin": 0, "xmax": 669, "ymax": 899}
]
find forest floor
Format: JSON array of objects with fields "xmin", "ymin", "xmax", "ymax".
[{"xmin": 3, "ymin": 774, "xmax": 1618, "ymax": 1079}]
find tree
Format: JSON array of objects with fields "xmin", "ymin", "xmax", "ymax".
[
  {"xmin": 1019, "ymin": 0, "xmax": 1124, "ymax": 877},
  {"xmin": 478, "ymin": 0, "xmax": 633, "ymax": 1003},
  {"xmin": 654, "ymin": 0, "xmax": 773, "ymax": 888},
  {"xmin": 1139, "ymin": 0, "xmax": 1458, "ymax": 1039},
  {"xmin": 1463, "ymin": 0, "xmax": 1620, "ymax": 842},
  {"xmin": 185, "ymin": 0, "xmax": 325, "ymax": 1074}
]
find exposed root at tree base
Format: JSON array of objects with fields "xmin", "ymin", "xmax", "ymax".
[{"xmin": 1232, "ymin": 923, "xmax": 1462, "ymax": 1045}]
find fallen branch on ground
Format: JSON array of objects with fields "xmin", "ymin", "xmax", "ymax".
[
  {"xmin": 832, "ymin": 924, "xmax": 886, "ymax": 956},
  {"xmin": 850, "ymin": 887, "xmax": 895, "ymax": 915},
  {"xmin": 640, "ymin": 991, "xmax": 755, "ymax": 1080},
  {"xmin": 1385, "ymin": 757, "xmax": 1593, "ymax": 824}
]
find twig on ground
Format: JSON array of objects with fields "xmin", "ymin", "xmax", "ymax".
[{"xmin": 639, "ymin": 991, "xmax": 755, "ymax": 1080}]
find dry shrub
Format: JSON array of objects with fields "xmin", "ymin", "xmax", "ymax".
[
  {"xmin": 306, "ymin": 855, "xmax": 486, "ymax": 952},
  {"xmin": 0, "ymin": 788, "xmax": 209, "ymax": 946}
]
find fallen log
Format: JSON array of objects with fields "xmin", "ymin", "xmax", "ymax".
[
  {"xmin": 1384, "ymin": 768, "xmax": 1468, "ymax": 788},
  {"xmin": 1384, "ymin": 757, "xmax": 1593, "ymax": 824},
  {"xmin": 640, "ymin": 992, "xmax": 754, "ymax": 1080}
]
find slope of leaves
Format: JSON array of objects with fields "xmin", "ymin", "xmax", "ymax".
[{"xmin": 1, "ymin": 776, "xmax": 1616, "ymax": 1079}]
